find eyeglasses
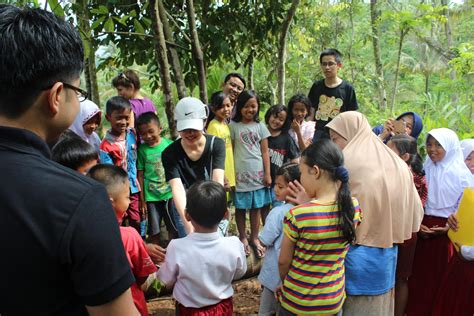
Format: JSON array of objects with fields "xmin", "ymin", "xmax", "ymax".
[
  {"xmin": 43, "ymin": 82, "xmax": 88, "ymax": 102},
  {"xmin": 62, "ymin": 82, "xmax": 88, "ymax": 102},
  {"xmin": 320, "ymin": 62, "xmax": 338, "ymax": 67}
]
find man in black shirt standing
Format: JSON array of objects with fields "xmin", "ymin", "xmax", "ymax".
[
  {"xmin": 0, "ymin": 5, "xmax": 138, "ymax": 316},
  {"xmin": 308, "ymin": 48, "xmax": 358, "ymax": 142}
]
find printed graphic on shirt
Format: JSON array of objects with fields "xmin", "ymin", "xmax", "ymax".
[
  {"xmin": 240, "ymin": 130, "xmax": 261, "ymax": 151},
  {"xmin": 145, "ymin": 154, "xmax": 170, "ymax": 195},
  {"xmin": 236, "ymin": 170, "xmax": 264, "ymax": 185},
  {"xmin": 315, "ymin": 95, "xmax": 344, "ymax": 121},
  {"xmin": 269, "ymin": 148, "xmax": 286, "ymax": 169}
]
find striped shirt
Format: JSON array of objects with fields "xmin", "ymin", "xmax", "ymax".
[{"xmin": 280, "ymin": 198, "xmax": 361, "ymax": 315}]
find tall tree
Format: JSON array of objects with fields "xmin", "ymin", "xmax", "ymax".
[
  {"xmin": 185, "ymin": 0, "xmax": 207, "ymax": 103},
  {"xmin": 277, "ymin": 0, "xmax": 300, "ymax": 105},
  {"xmin": 158, "ymin": 0, "xmax": 186, "ymax": 99},
  {"xmin": 150, "ymin": 0, "xmax": 177, "ymax": 137},
  {"xmin": 370, "ymin": 0, "xmax": 387, "ymax": 109}
]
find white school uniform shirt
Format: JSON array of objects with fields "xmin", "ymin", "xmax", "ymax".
[
  {"xmin": 424, "ymin": 128, "xmax": 473, "ymax": 218},
  {"xmin": 157, "ymin": 231, "xmax": 247, "ymax": 308},
  {"xmin": 461, "ymin": 246, "xmax": 474, "ymax": 261}
]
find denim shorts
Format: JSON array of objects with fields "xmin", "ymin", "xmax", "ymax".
[
  {"xmin": 234, "ymin": 187, "xmax": 272, "ymax": 210},
  {"xmin": 147, "ymin": 199, "xmax": 186, "ymax": 238}
]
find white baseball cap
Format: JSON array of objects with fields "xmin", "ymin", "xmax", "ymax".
[{"xmin": 174, "ymin": 97, "xmax": 208, "ymax": 131}]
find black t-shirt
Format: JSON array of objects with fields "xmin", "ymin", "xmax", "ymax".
[
  {"xmin": 268, "ymin": 133, "xmax": 300, "ymax": 185},
  {"xmin": 162, "ymin": 134, "xmax": 226, "ymax": 189},
  {"xmin": 0, "ymin": 127, "xmax": 134, "ymax": 316},
  {"xmin": 308, "ymin": 79, "xmax": 358, "ymax": 132}
]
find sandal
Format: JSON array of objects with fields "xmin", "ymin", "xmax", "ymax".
[{"xmin": 240, "ymin": 238, "xmax": 251, "ymax": 257}]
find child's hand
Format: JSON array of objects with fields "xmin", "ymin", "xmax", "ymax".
[
  {"xmin": 304, "ymin": 138, "xmax": 313, "ymax": 148},
  {"xmin": 274, "ymin": 285, "xmax": 283, "ymax": 301},
  {"xmin": 287, "ymin": 180, "xmax": 311, "ymax": 205},
  {"xmin": 146, "ymin": 243, "xmax": 166, "ymax": 263},
  {"xmin": 224, "ymin": 176, "xmax": 231, "ymax": 192},
  {"xmin": 447, "ymin": 213, "xmax": 459, "ymax": 231},
  {"xmin": 291, "ymin": 119, "xmax": 301, "ymax": 134},
  {"xmin": 264, "ymin": 173, "xmax": 272, "ymax": 187},
  {"xmin": 430, "ymin": 224, "xmax": 450, "ymax": 235},
  {"xmin": 139, "ymin": 197, "xmax": 148, "ymax": 213},
  {"xmin": 419, "ymin": 224, "xmax": 434, "ymax": 238}
]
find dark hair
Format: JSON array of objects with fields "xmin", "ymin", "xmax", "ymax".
[
  {"xmin": 320, "ymin": 48, "xmax": 343, "ymax": 64},
  {"xmin": 264, "ymin": 105, "xmax": 290, "ymax": 132},
  {"xmin": 233, "ymin": 90, "xmax": 260, "ymax": 123},
  {"xmin": 276, "ymin": 162, "xmax": 301, "ymax": 183},
  {"xmin": 88, "ymin": 164, "xmax": 129, "ymax": 195},
  {"xmin": 287, "ymin": 93, "xmax": 312, "ymax": 121},
  {"xmin": 206, "ymin": 91, "xmax": 229, "ymax": 128},
  {"xmin": 301, "ymin": 139, "xmax": 356, "ymax": 243},
  {"xmin": 112, "ymin": 69, "xmax": 141, "ymax": 90},
  {"xmin": 0, "ymin": 5, "xmax": 84, "ymax": 118},
  {"xmin": 224, "ymin": 72, "xmax": 246, "ymax": 89},
  {"xmin": 390, "ymin": 135, "xmax": 425, "ymax": 176},
  {"xmin": 136, "ymin": 111, "xmax": 161, "ymax": 128},
  {"xmin": 106, "ymin": 96, "xmax": 131, "ymax": 115},
  {"xmin": 186, "ymin": 181, "xmax": 227, "ymax": 228},
  {"xmin": 52, "ymin": 137, "xmax": 98, "ymax": 171}
]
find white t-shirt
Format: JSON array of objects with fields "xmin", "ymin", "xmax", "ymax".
[{"xmin": 157, "ymin": 232, "xmax": 247, "ymax": 308}]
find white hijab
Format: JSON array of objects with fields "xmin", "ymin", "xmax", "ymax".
[
  {"xmin": 424, "ymin": 128, "xmax": 473, "ymax": 210},
  {"xmin": 460, "ymin": 139, "xmax": 474, "ymax": 160},
  {"xmin": 69, "ymin": 99, "xmax": 102, "ymax": 152}
]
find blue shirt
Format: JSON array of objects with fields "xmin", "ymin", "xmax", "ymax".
[
  {"xmin": 258, "ymin": 203, "xmax": 293, "ymax": 291},
  {"xmin": 345, "ymin": 244, "xmax": 398, "ymax": 295}
]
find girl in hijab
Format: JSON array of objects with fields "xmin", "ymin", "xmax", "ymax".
[
  {"xmin": 325, "ymin": 111, "xmax": 423, "ymax": 316},
  {"xmin": 407, "ymin": 128, "xmax": 473, "ymax": 316},
  {"xmin": 372, "ymin": 111, "xmax": 423, "ymax": 142},
  {"xmin": 69, "ymin": 99, "xmax": 102, "ymax": 153},
  {"xmin": 461, "ymin": 138, "xmax": 474, "ymax": 174}
]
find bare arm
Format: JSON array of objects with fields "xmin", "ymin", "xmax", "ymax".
[
  {"xmin": 309, "ymin": 107, "xmax": 316, "ymax": 121},
  {"xmin": 278, "ymin": 235, "xmax": 295, "ymax": 281},
  {"xmin": 169, "ymin": 178, "xmax": 193, "ymax": 234},
  {"xmin": 212, "ymin": 168, "xmax": 225, "ymax": 186},
  {"xmin": 137, "ymin": 170, "xmax": 147, "ymax": 213},
  {"xmin": 261, "ymin": 138, "xmax": 271, "ymax": 186},
  {"xmin": 86, "ymin": 288, "xmax": 139, "ymax": 316}
]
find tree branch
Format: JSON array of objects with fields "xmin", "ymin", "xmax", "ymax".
[
  {"xmin": 165, "ymin": 11, "xmax": 192, "ymax": 43},
  {"xmin": 90, "ymin": 31, "xmax": 191, "ymax": 51}
]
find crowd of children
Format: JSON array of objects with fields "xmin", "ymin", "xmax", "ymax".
[{"xmin": 51, "ymin": 50, "xmax": 474, "ymax": 316}]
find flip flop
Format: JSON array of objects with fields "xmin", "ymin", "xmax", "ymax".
[
  {"xmin": 250, "ymin": 243, "xmax": 266, "ymax": 259},
  {"xmin": 240, "ymin": 238, "xmax": 251, "ymax": 257}
]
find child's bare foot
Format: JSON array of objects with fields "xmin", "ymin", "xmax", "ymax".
[
  {"xmin": 239, "ymin": 237, "xmax": 251, "ymax": 256},
  {"xmin": 250, "ymin": 239, "xmax": 266, "ymax": 259}
]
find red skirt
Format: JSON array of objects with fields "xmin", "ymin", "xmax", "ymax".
[
  {"xmin": 432, "ymin": 253, "xmax": 474, "ymax": 316},
  {"xmin": 177, "ymin": 297, "xmax": 233, "ymax": 316},
  {"xmin": 406, "ymin": 216, "xmax": 454, "ymax": 316},
  {"xmin": 397, "ymin": 232, "xmax": 418, "ymax": 279}
]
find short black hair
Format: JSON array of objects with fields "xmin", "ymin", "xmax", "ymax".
[
  {"xmin": 52, "ymin": 137, "xmax": 98, "ymax": 171},
  {"xmin": 0, "ymin": 5, "xmax": 84, "ymax": 118},
  {"xmin": 224, "ymin": 72, "xmax": 246, "ymax": 89},
  {"xmin": 288, "ymin": 93, "xmax": 312, "ymax": 121},
  {"xmin": 112, "ymin": 69, "xmax": 141, "ymax": 90},
  {"xmin": 276, "ymin": 162, "xmax": 301, "ymax": 183},
  {"xmin": 105, "ymin": 96, "xmax": 131, "ymax": 116},
  {"xmin": 186, "ymin": 181, "xmax": 227, "ymax": 228},
  {"xmin": 264, "ymin": 105, "xmax": 290, "ymax": 132},
  {"xmin": 136, "ymin": 111, "xmax": 161, "ymax": 128},
  {"xmin": 88, "ymin": 164, "xmax": 129, "ymax": 196},
  {"xmin": 320, "ymin": 48, "xmax": 343, "ymax": 64}
]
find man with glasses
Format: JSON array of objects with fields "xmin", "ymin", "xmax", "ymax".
[
  {"xmin": 308, "ymin": 48, "xmax": 358, "ymax": 142},
  {"xmin": 0, "ymin": 5, "xmax": 139, "ymax": 315}
]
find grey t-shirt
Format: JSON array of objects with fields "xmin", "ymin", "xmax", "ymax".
[{"xmin": 230, "ymin": 121, "xmax": 270, "ymax": 192}]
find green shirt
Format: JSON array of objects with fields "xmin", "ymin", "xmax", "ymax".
[{"xmin": 137, "ymin": 138, "xmax": 173, "ymax": 202}]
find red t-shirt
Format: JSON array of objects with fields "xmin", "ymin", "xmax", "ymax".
[{"xmin": 120, "ymin": 227, "xmax": 157, "ymax": 316}]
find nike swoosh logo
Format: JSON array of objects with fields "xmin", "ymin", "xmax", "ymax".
[{"xmin": 184, "ymin": 112, "xmax": 193, "ymax": 116}]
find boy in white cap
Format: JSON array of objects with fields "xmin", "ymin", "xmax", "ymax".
[{"xmin": 162, "ymin": 97, "xmax": 226, "ymax": 234}]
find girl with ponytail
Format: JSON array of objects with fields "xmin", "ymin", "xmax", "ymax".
[{"xmin": 277, "ymin": 139, "xmax": 361, "ymax": 315}]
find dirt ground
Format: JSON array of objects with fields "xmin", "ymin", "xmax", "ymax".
[{"xmin": 147, "ymin": 277, "xmax": 262, "ymax": 315}]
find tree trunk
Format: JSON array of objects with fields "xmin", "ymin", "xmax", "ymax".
[
  {"xmin": 390, "ymin": 29, "xmax": 406, "ymax": 115},
  {"xmin": 277, "ymin": 0, "xmax": 300, "ymax": 105},
  {"xmin": 441, "ymin": 0, "xmax": 458, "ymax": 103},
  {"xmin": 150, "ymin": 0, "xmax": 177, "ymax": 138},
  {"xmin": 78, "ymin": 0, "xmax": 100, "ymax": 107},
  {"xmin": 185, "ymin": 0, "xmax": 207, "ymax": 103},
  {"xmin": 247, "ymin": 50, "xmax": 254, "ymax": 91},
  {"xmin": 158, "ymin": 0, "xmax": 186, "ymax": 99},
  {"xmin": 370, "ymin": 0, "xmax": 387, "ymax": 110}
]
